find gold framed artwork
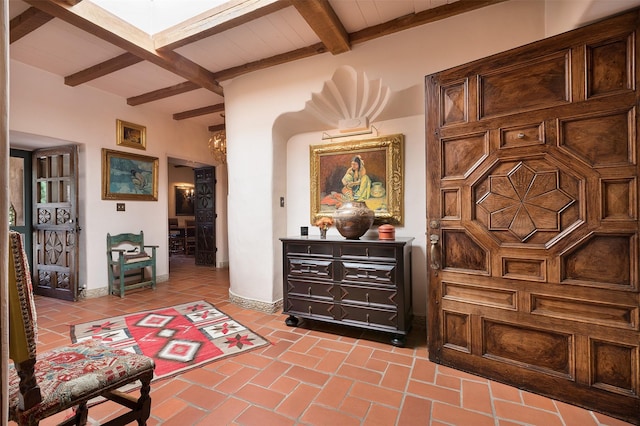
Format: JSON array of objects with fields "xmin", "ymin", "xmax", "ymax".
[
  {"xmin": 116, "ymin": 119, "xmax": 146, "ymax": 150},
  {"xmin": 101, "ymin": 149, "xmax": 158, "ymax": 201},
  {"xmin": 310, "ymin": 133, "xmax": 404, "ymax": 225}
]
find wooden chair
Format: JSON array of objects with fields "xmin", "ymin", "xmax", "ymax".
[
  {"xmin": 185, "ymin": 220, "xmax": 196, "ymax": 256},
  {"xmin": 8, "ymin": 231, "xmax": 155, "ymax": 426},
  {"xmin": 107, "ymin": 231, "xmax": 157, "ymax": 298},
  {"xmin": 168, "ymin": 218, "xmax": 184, "ymax": 255}
]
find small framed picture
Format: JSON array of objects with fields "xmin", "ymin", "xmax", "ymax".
[{"xmin": 116, "ymin": 119, "xmax": 146, "ymax": 150}]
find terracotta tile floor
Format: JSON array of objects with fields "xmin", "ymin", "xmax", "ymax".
[{"xmin": 20, "ymin": 256, "xmax": 633, "ymax": 426}]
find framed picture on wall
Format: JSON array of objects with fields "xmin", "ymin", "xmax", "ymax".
[
  {"xmin": 101, "ymin": 149, "xmax": 158, "ymax": 201},
  {"xmin": 310, "ymin": 133, "xmax": 404, "ymax": 225},
  {"xmin": 116, "ymin": 119, "xmax": 146, "ymax": 150},
  {"xmin": 175, "ymin": 186, "xmax": 195, "ymax": 215}
]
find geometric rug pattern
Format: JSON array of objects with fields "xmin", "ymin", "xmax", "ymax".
[{"xmin": 71, "ymin": 300, "xmax": 270, "ymax": 380}]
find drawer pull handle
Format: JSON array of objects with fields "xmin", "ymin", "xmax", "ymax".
[
  {"xmin": 307, "ymin": 245, "xmax": 311, "ymax": 254},
  {"xmin": 366, "ymin": 248, "xmax": 370, "ymax": 257},
  {"xmin": 366, "ymin": 293, "xmax": 370, "ymax": 304},
  {"xmin": 308, "ymin": 287, "xmax": 312, "ymax": 296},
  {"xmin": 517, "ymin": 132, "xmax": 525, "ymax": 139},
  {"xmin": 308, "ymin": 306, "xmax": 312, "ymax": 315},
  {"xmin": 366, "ymin": 313, "xmax": 370, "ymax": 324}
]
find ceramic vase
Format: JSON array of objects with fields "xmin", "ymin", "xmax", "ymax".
[{"xmin": 334, "ymin": 201, "xmax": 374, "ymax": 239}]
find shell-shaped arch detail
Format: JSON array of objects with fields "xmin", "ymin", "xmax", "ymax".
[{"xmin": 304, "ymin": 66, "xmax": 390, "ymax": 130}]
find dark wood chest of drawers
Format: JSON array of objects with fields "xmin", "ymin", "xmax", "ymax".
[{"xmin": 281, "ymin": 236, "xmax": 413, "ymax": 346}]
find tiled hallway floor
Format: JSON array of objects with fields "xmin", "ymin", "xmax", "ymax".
[{"xmin": 22, "ymin": 256, "xmax": 633, "ymax": 426}]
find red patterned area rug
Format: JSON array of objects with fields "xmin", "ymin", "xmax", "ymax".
[{"xmin": 70, "ymin": 300, "xmax": 270, "ymax": 381}]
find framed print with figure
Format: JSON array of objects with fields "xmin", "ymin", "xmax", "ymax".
[
  {"xmin": 310, "ymin": 134, "xmax": 404, "ymax": 225},
  {"xmin": 116, "ymin": 119, "xmax": 146, "ymax": 150},
  {"xmin": 101, "ymin": 149, "xmax": 158, "ymax": 201}
]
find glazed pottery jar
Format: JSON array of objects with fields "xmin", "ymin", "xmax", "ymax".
[{"xmin": 334, "ymin": 201, "xmax": 374, "ymax": 239}]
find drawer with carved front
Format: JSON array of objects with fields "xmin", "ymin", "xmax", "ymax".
[
  {"xmin": 338, "ymin": 283, "xmax": 397, "ymax": 309},
  {"xmin": 285, "ymin": 242, "xmax": 333, "ymax": 257},
  {"xmin": 286, "ymin": 258, "xmax": 333, "ymax": 281},
  {"xmin": 286, "ymin": 279, "xmax": 336, "ymax": 301},
  {"xmin": 340, "ymin": 304, "xmax": 398, "ymax": 330},
  {"xmin": 285, "ymin": 296, "xmax": 335, "ymax": 321},
  {"xmin": 338, "ymin": 261, "xmax": 396, "ymax": 286},
  {"xmin": 339, "ymin": 244, "xmax": 396, "ymax": 261}
]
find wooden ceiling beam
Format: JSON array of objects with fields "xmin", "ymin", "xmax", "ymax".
[
  {"xmin": 214, "ymin": 42, "xmax": 326, "ymax": 82},
  {"xmin": 173, "ymin": 103, "xmax": 225, "ymax": 120},
  {"xmin": 154, "ymin": 0, "xmax": 288, "ymax": 51},
  {"xmin": 291, "ymin": 0, "xmax": 349, "ymax": 54},
  {"xmin": 10, "ymin": 7, "xmax": 54, "ymax": 44},
  {"xmin": 134, "ymin": 42, "xmax": 326, "ymax": 105},
  {"xmin": 208, "ymin": 124, "xmax": 226, "ymax": 132},
  {"xmin": 23, "ymin": 0, "xmax": 223, "ymax": 96},
  {"xmin": 64, "ymin": 52, "xmax": 143, "ymax": 86},
  {"xmin": 350, "ymin": 0, "xmax": 509, "ymax": 45},
  {"xmin": 127, "ymin": 81, "xmax": 200, "ymax": 106}
]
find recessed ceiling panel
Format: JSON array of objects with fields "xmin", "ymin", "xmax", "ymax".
[
  {"xmin": 10, "ymin": 18, "xmax": 125, "ymax": 76},
  {"xmin": 176, "ymin": 6, "xmax": 319, "ymax": 71}
]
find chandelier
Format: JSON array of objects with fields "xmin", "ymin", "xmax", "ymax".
[{"xmin": 208, "ymin": 130, "xmax": 227, "ymax": 164}]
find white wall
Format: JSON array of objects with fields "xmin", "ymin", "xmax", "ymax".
[
  {"xmin": 223, "ymin": 0, "xmax": 548, "ymax": 315},
  {"xmin": 10, "ymin": 60, "xmax": 215, "ymax": 293},
  {"xmin": 286, "ymin": 116, "xmax": 427, "ymax": 310},
  {"xmin": 8, "ymin": 0, "xmax": 638, "ymax": 311}
]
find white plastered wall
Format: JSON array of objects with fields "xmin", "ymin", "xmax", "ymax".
[
  {"xmin": 223, "ymin": 0, "xmax": 549, "ymax": 314},
  {"xmin": 223, "ymin": 0, "xmax": 640, "ymax": 316},
  {"xmin": 9, "ymin": 60, "xmax": 221, "ymax": 294}
]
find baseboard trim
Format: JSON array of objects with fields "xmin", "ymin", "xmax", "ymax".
[
  {"xmin": 81, "ymin": 274, "xmax": 168, "ymax": 299},
  {"xmin": 228, "ymin": 290, "xmax": 282, "ymax": 314}
]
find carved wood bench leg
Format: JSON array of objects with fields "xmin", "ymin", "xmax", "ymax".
[
  {"xmin": 74, "ymin": 403, "xmax": 88, "ymax": 426},
  {"xmin": 137, "ymin": 371, "xmax": 153, "ymax": 426}
]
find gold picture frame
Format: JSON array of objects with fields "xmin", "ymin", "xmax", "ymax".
[
  {"xmin": 310, "ymin": 133, "xmax": 404, "ymax": 225},
  {"xmin": 116, "ymin": 119, "xmax": 146, "ymax": 150},
  {"xmin": 102, "ymin": 149, "xmax": 158, "ymax": 201}
]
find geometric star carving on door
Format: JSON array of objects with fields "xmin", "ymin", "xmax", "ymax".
[
  {"xmin": 477, "ymin": 162, "xmax": 574, "ymax": 241},
  {"xmin": 45, "ymin": 231, "xmax": 64, "ymax": 264}
]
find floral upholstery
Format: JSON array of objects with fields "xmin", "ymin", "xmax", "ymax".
[
  {"xmin": 7, "ymin": 231, "xmax": 155, "ymax": 425},
  {"xmin": 8, "ymin": 340, "xmax": 155, "ymax": 425}
]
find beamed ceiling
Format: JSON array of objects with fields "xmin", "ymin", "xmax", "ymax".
[{"xmin": 9, "ymin": 0, "xmax": 508, "ymax": 130}]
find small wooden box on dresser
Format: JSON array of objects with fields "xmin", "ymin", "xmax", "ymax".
[{"xmin": 281, "ymin": 236, "xmax": 414, "ymax": 347}]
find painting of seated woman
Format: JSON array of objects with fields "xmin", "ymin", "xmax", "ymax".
[{"xmin": 311, "ymin": 135, "xmax": 404, "ymax": 225}]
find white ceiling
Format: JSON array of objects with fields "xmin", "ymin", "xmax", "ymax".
[{"xmin": 8, "ymin": 0, "xmax": 478, "ymax": 129}]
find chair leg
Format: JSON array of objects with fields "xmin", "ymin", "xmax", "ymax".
[
  {"xmin": 119, "ymin": 267, "xmax": 125, "ymax": 298},
  {"xmin": 107, "ymin": 265, "xmax": 114, "ymax": 296},
  {"xmin": 73, "ymin": 403, "xmax": 88, "ymax": 426},
  {"xmin": 151, "ymin": 265, "xmax": 156, "ymax": 291},
  {"xmin": 137, "ymin": 371, "xmax": 153, "ymax": 426}
]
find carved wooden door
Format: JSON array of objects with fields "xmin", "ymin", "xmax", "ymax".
[
  {"xmin": 194, "ymin": 166, "xmax": 216, "ymax": 266},
  {"xmin": 32, "ymin": 145, "xmax": 79, "ymax": 301},
  {"xmin": 426, "ymin": 10, "xmax": 640, "ymax": 423}
]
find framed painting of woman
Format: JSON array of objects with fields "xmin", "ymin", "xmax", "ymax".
[{"xmin": 310, "ymin": 134, "xmax": 404, "ymax": 225}]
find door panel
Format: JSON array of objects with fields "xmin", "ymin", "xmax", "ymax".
[
  {"xmin": 32, "ymin": 145, "xmax": 79, "ymax": 301},
  {"xmin": 9, "ymin": 149, "xmax": 33, "ymax": 268},
  {"xmin": 426, "ymin": 10, "xmax": 640, "ymax": 424},
  {"xmin": 194, "ymin": 166, "xmax": 216, "ymax": 266}
]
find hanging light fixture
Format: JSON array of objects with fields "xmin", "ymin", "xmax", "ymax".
[{"xmin": 208, "ymin": 130, "xmax": 227, "ymax": 164}]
